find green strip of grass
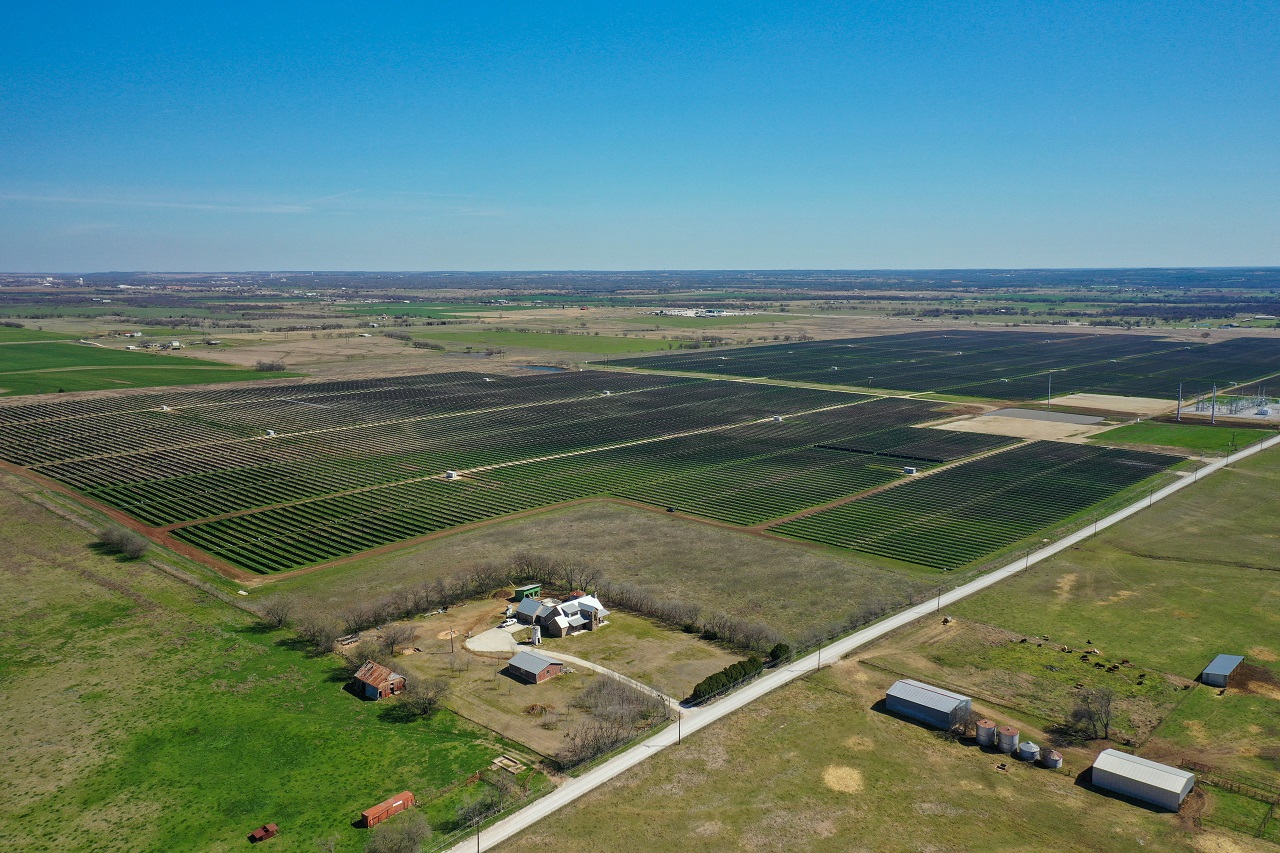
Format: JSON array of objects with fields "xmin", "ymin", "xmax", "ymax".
[
  {"xmin": 0, "ymin": 342, "xmax": 299, "ymax": 396},
  {"xmin": 1092, "ymin": 421, "xmax": 1272, "ymax": 454},
  {"xmin": 0, "ymin": 367, "xmax": 298, "ymax": 396},
  {"xmin": 0, "ymin": 326, "xmax": 77, "ymax": 342}
]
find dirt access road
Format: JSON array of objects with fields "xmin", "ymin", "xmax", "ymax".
[{"xmin": 446, "ymin": 432, "xmax": 1280, "ymax": 853}]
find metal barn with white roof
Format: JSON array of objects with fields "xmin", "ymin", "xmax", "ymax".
[
  {"xmin": 1200, "ymin": 654, "xmax": 1245, "ymax": 688},
  {"xmin": 884, "ymin": 679, "xmax": 972, "ymax": 731},
  {"xmin": 1090, "ymin": 749, "xmax": 1195, "ymax": 811}
]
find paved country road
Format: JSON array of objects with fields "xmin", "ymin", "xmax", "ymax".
[{"xmin": 447, "ymin": 434, "xmax": 1280, "ymax": 853}]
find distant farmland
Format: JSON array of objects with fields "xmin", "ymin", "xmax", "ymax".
[
  {"xmin": 0, "ymin": 365, "xmax": 1181, "ymax": 577},
  {"xmin": 0, "ymin": 340, "xmax": 280, "ymax": 396},
  {"xmin": 601, "ymin": 329, "xmax": 1280, "ymax": 400}
]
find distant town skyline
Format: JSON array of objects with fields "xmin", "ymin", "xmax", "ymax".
[{"xmin": 2, "ymin": 3, "xmax": 1277, "ymax": 271}]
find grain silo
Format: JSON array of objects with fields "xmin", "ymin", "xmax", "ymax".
[
  {"xmin": 975, "ymin": 720, "xmax": 997, "ymax": 747},
  {"xmin": 996, "ymin": 725, "xmax": 1020, "ymax": 754},
  {"xmin": 1090, "ymin": 749, "xmax": 1195, "ymax": 811},
  {"xmin": 1017, "ymin": 741, "xmax": 1040, "ymax": 762},
  {"xmin": 1041, "ymin": 749, "xmax": 1064, "ymax": 769}
]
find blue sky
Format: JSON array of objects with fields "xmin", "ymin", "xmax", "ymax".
[{"xmin": 1, "ymin": 1, "xmax": 1277, "ymax": 271}]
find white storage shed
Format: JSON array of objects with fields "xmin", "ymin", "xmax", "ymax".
[
  {"xmin": 885, "ymin": 679, "xmax": 971, "ymax": 731},
  {"xmin": 1200, "ymin": 654, "xmax": 1244, "ymax": 688},
  {"xmin": 1090, "ymin": 749, "xmax": 1195, "ymax": 811}
]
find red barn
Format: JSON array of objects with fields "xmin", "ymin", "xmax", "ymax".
[
  {"xmin": 352, "ymin": 660, "xmax": 406, "ymax": 700},
  {"xmin": 248, "ymin": 823, "xmax": 278, "ymax": 843},
  {"xmin": 361, "ymin": 791, "xmax": 416, "ymax": 828},
  {"xmin": 506, "ymin": 650, "xmax": 563, "ymax": 684}
]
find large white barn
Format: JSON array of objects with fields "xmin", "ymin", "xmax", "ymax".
[{"xmin": 1090, "ymin": 749, "xmax": 1195, "ymax": 811}]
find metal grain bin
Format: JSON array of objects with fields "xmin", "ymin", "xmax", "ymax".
[
  {"xmin": 975, "ymin": 720, "xmax": 997, "ymax": 747},
  {"xmin": 996, "ymin": 726, "xmax": 1020, "ymax": 754},
  {"xmin": 1018, "ymin": 741, "xmax": 1041, "ymax": 762},
  {"xmin": 1041, "ymin": 749, "xmax": 1064, "ymax": 769}
]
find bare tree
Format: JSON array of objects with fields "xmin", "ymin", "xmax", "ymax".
[
  {"xmin": 559, "ymin": 559, "xmax": 599, "ymax": 592},
  {"xmin": 559, "ymin": 717, "xmax": 631, "ymax": 767},
  {"xmin": 364, "ymin": 811, "xmax": 431, "ymax": 853},
  {"xmin": 455, "ymin": 789, "xmax": 502, "ymax": 827},
  {"xmin": 315, "ymin": 835, "xmax": 340, "ymax": 853},
  {"xmin": 401, "ymin": 677, "xmax": 450, "ymax": 716},
  {"xmin": 343, "ymin": 640, "xmax": 385, "ymax": 670},
  {"xmin": 379, "ymin": 623, "xmax": 416, "ymax": 654},
  {"xmin": 260, "ymin": 597, "xmax": 293, "ymax": 628},
  {"xmin": 572, "ymin": 675, "xmax": 665, "ymax": 728},
  {"xmin": 295, "ymin": 618, "xmax": 341, "ymax": 655},
  {"xmin": 1071, "ymin": 687, "xmax": 1116, "ymax": 740}
]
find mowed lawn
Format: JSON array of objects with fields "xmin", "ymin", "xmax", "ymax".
[
  {"xmin": 415, "ymin": 328, "xmax": 678, "ymax": 354},
  {"xmin": 0, "ymin": 474, "xmax": 528, "ymax": 852},
  {"xmin": 1093, "ymin": 421, "xmax": 1273, "ymax": 455},
  {"xmin": 0, "ymin": 341, "xmax": 287, "ymax": 395}
]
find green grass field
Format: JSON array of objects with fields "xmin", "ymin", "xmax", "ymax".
[
  {"xmin": 266, "ymin": 501, "xmax": 932, "ymax": 642},
  {"xmin": 495, "ymin": 662, "xmax": 1208, "ymax": 853},
  {"xmin": 0, "ymin": 326, "xmax": 77, "ymax": 342},
  {"xmin": 0, "ymin": 473, "xmax": 536, "ymax": 852},
  {"xmin": 1093, "ymin": 421, "xmax": 1273, "ymax": 454},
  {"xmin": 416, "ymin": 328, "xmax": 680, "ymax": 354},
  {"xmin": 939, "ymin": 446, "xmax": 1280, "ymax": 780},
  {"xmin": 0, "ymin": 342, "xmax": 292, "ymax": 396},
  {"xmin": 946, "ymin": 449, "xmax": 1280, "ymax": 682}
]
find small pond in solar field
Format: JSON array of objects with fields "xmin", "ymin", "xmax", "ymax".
[{"xmin": 521, "ymin": 364, "xmax": 568, "ymax": 372}]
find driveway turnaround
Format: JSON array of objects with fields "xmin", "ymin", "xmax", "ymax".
[{"xmin": 447, "ymin": 434, "xmax": 1280, "ymax": 853}]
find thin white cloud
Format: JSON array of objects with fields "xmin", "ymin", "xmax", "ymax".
[{"xmin": 0, "ymin": 191, "xmax": 362, "ymax": 214}]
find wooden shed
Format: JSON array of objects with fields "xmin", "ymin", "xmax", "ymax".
[
  {"xmin": 248, "ymin": 823, "xmax": 279, "ymax": 843},
  {"xmin": 361, "ymin": 791, "xmax": 416, "ymax": 828},
  {"xmin": 352, "ymin": 660, "xmax": 406, "ymax": 700}
]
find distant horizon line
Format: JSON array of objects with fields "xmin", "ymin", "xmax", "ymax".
[{"xmin": 5, "ymin": 266, "xmax": 1280, "ymax": 276}]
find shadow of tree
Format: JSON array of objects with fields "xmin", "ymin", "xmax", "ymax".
[
  {"xmin": 85, "ymin": 542, "xmax": 141, "ymax": 563},
  {"xmin": 377, "ymin": 702, "xmax": 420, "ymax": 724}
]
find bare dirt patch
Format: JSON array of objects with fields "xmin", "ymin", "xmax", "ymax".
[
  {"xmin": 1247, "ymin": 646, "xmax": 1278, "ymax": 662},
  {"xmin": 933, "ymin": 415, "xmax": 1108, "ymax": 441},
  {"xmin": 821, "ymin": 765, "xmax": 864, "ymax": 794},
  {"xmin": 1096, "ymin": 590, "xmax": 1136, "ymax": 606},
  {"xmin": 1052, "ymin": 393, "xmax": 1177, "ymax": 416},
  {"xmin": 1054, "ymin": 572, "xmax": 1077, "ymax": 602},
  {"xmin": 1234, "ymin": 664, "xmax": 1280, "ymax": 700},
  {"xmin": 843, "ymin": 735, "xmax": 874, "ymax": 751}
]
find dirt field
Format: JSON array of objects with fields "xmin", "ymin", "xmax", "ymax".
[
  {"xmin": 1054, "ymin": 392, "xmax": 1179, "ymax": 416},
  {"xmin": 934, "ymin": 414, "xmax": 1113, "ymax": 440}
]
